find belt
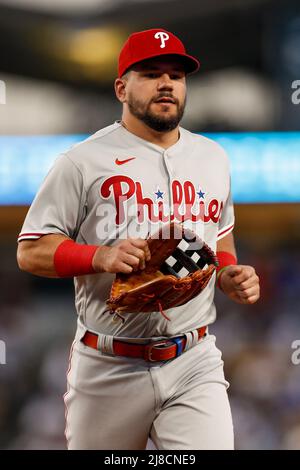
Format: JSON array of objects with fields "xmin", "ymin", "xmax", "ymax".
[{"xmin": 81, "ymin": 326, "xmax": 207, "ymax": 362}]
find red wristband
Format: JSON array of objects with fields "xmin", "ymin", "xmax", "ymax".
[
  {"xmin": 54, "ymin": 240, "xmax": 98, "ymax": 278},
  {"xmin": 216, "ymin": 251, "xmax": 237, "ymax": 289}
]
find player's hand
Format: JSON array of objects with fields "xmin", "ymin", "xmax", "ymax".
[
  {"xmin": 92, "ymin": 238, "xmax": 151, "ymax": 274},
  {"xmin": 218, "ymin": 265, "xmax": 260, "ymax": 304}
]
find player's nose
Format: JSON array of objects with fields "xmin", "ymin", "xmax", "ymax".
[{"xmin": 157, "ymin": 73, "xmax": 174, "ymax": 90}]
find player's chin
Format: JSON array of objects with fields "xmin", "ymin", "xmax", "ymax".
[
  {"xmin": 152, "ymin": 102, "xmax": 178, "ymax": 113},
  {"xmin": 153, "ymin": 108, "xmax": 179, "ymax": 120}
]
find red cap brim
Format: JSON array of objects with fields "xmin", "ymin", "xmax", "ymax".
[{"xmin": 119, "ymin": 52, "xmax": 200, "ymax": 77}]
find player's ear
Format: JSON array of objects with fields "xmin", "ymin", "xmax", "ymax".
[{"xmin": 114, "ymin": 76, "xmax": 128, "ymax": 103}]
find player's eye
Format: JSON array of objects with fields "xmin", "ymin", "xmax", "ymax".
[
  {"xmin": 170, "ymin": 73, "xmax": 184, "ymax": 80},
  {"xmin": 144, "ymin": 73, "xmax": 159, "ymax": 79},
  {"xmin": 143, "ymin": 71, "xmax": 184, "ymax": 80}
]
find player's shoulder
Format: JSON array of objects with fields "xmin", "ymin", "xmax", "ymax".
[
  {"xmin": 181, "ymin": 127, "xmax": 229, "ymax": 162},
  {"xmin": 63, "ymin": 121, "xmax": 123, "ymax": 160}
]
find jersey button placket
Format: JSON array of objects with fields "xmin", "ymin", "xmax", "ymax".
[{"xmin": 163, "ymin": 151, "xmax": 174, "ymax": 221}]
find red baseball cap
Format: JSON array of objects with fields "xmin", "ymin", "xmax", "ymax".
[{"xmin": 118, "ymin": 28, "xmax": 200, "ymax": 78}]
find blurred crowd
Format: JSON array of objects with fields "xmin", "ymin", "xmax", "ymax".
[
  {"xmin": 213, "ymin": 241, "xmax": 300, "ymax": 450},
  {"xmin": 0, "ymin": 239, "xmax": 300, "ymax": 450}
]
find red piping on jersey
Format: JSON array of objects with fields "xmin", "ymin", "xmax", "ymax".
[
  {"xmin": 217, "ymin": 223, "xmax": 234, "ymax": 238},
  {"xmin": 18, "ymin": 232, "xmax": 46, "ymax": 238},
  {"xmin": 63, "ymin": 340, "xmax": 76, "ymax": 449}
]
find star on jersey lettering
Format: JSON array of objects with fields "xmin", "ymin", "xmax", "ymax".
[
  {"xmin": 155, "ymin": 189, "xmax": 164, "ymax": 199},
  {"xmin": 197, "ymin": 189, "xmax": 205, "ymax": 199}
]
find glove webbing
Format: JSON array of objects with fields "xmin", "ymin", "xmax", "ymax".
[{"xmin": 161, "ymin": 237, "xmax": 217, "ymax": 278}]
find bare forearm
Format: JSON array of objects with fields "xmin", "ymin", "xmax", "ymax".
[
  {"xmin": 17, "ymin": 234, "xmax": 151, "ymax": 278},
  {"xmin": 17, "ymin": 234, "xmax": 69, "ymax": 278},
  {"xmin": 216, "ymin": 232, "xmax": 237, "ymax": 258}
]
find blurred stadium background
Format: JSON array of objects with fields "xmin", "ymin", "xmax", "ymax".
[{"xmin": 1, "ymin": 0, "xmax": 300, "ymax": 450}]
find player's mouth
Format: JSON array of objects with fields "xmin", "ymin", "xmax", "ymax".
[{"xmin": 153, "ymin": 96, "xmax": 176, "ymax": 104}]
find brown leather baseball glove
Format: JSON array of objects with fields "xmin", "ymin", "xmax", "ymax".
[{"xmin": 107, "ymin": 222, "xmax": 218, "ymax": 320}]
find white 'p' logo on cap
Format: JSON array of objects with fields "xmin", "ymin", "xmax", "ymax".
[{"xmin": 154, "ymin": 31, "xmax": 170, "ymax": 49}]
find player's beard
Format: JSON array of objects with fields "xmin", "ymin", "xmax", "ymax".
[{"xmin": 127, "ymin": 92, "xmax": 186, "ymax": 132}]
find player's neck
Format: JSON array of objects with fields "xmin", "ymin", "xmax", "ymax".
[{"xmin": 120, "ymin": 114, "xmax": 180, "ymax": 149}]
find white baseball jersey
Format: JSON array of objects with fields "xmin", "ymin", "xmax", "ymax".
[{"xmin": 18, "ymin": 121, "xmax": 234, "ymax": 338}]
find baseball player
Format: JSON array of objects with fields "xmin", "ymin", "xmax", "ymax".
[{"xmin": 17, "ymin": 29, "xmax": 260, "ymax": 450}]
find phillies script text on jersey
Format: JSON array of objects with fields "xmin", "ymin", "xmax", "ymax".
[{"xmin": 100, "ymin": 176, "xmax": 223, "ymax": 225}]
